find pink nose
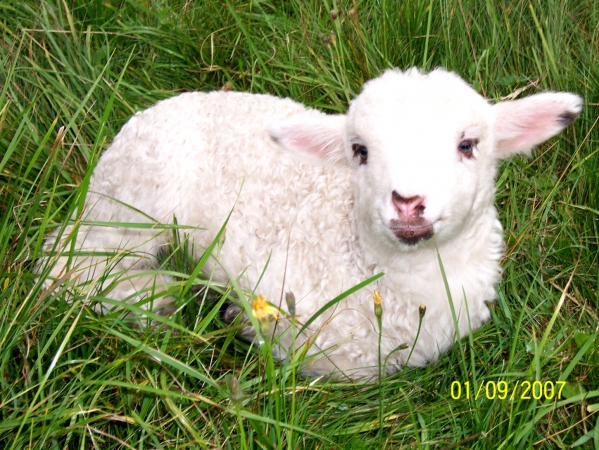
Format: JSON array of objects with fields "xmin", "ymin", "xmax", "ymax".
[{"xmin": 392, "ymin": 191, "xmax": 426, "ymax": 218}]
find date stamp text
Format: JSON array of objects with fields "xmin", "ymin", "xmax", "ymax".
[{"xmin": 450, "ymin": 380, "xmax": 566, "ymax": 401}]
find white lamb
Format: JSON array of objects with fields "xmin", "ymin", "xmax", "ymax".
[{"xmin": 40, "ymin": 68, "xmax": 581, "ymax": 379}]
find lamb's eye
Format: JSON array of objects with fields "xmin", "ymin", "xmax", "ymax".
[
  {"xmin": 352, "ymin": 144, "xmax": 368, "ymax": 165},
  {"xmin": 458, "ymin": 139, "xmax": 476, "ymax": 158}
]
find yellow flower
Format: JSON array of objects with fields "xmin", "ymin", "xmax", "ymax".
[
  {"xmin": 373, "ymin": 290, "xmax": 382, "ymax": 306},
  {"xmin": 252, "ymin": 295, "xmax": 280, "ymax": 335},
  {"xmin": 251, "ymin": 295, "xmax": 279, "ymax": 321},
  {"xmin": 373, "ymin": 290, "xmax": 383, "ymax": 318}
]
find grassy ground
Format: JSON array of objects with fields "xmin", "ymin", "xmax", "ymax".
[{"xmin": 1, "ymin": 0, "xmax": 598, "ymax": 448}]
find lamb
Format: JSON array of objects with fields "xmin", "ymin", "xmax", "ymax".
[{"xmin": 39, "ymin": 68, "xmax": 582, "ymax": 379}]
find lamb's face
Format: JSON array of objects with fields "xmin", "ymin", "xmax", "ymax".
[{"xmin": 346, "ymin": 69, "xmax": 496, "ymax": 251}]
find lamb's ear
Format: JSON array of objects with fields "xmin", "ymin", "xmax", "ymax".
[
  {"xmin": 268, "ymin": 113, "xmax": 346, "ymax": 164},
  {"xmin": 492, "ymin": 92, "xmax": 582, "ymax": 158}
]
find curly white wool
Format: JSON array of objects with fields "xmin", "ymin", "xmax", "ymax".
[{"xmin": 40, "ymin": 68, "xmax": 582, "ymax": 379}]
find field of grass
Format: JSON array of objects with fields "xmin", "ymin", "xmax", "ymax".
[{"xmin": 1, "ymin": 0, "xmax": 598, "ymax": 448}]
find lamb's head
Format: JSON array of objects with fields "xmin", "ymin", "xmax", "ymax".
[
  {"xmin": 271, "ymin": 68, "xmax": 582, "ymax": 254},
  {"xmin": 345, "ymin": 68, "xmax": 497, "ymax": 251}
]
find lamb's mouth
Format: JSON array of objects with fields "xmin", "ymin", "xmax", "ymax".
[{"xmin": 389, "ymin": 223, "xmax": 434, "ymax": 246}]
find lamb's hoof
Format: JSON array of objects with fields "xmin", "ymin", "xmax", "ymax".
[
  {"xmin": 191, "ymin": 284, "xmax": 205, "ymax": 294},
  {"xmin": 222, "ymin": 301, "xmax": 242, "ymax": 323},
  {"xmin": 150, "ymin": 304, "xmax": 179, "ymax": 335},
  {"xmin": 155, "ymin": 304, "xmax": 177, "ymax": 317}
]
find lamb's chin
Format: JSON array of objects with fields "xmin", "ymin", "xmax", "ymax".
[
  {"xmin": 393, "ymin": 228, "xmax": 434, "ymax": 246},
  {"xmin": 388, "ymin": 218, "xmax": 435, "ymax": 245}
]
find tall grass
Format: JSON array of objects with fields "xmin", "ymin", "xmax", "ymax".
[{"xmin": 1, "ymin": 0, "xmax": 598, "ymax": 448}]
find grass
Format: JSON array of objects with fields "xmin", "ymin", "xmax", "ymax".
[{"xmin": 1, "ymin": 0, "xmax": 598, "ymax": 448}]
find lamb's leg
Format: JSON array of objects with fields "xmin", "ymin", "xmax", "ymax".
[{"xmin": 38, "ymin": 223, "xmax": 175, "ymax": 316}]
